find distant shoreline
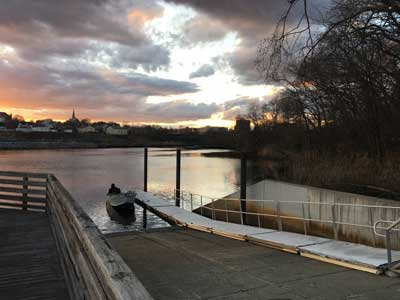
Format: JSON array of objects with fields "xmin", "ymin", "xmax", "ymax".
[
  {"xmin": 0, "ymin": 140, "xmax": 234, "ymax": 152},
  {"xmin": 0, "ymin": 130, "xmax": 236, "ymax": 151}
]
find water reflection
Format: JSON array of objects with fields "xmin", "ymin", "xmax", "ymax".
[{"xmin": 0, "ymin": 148, "xmax": 262, "ymax": 233}]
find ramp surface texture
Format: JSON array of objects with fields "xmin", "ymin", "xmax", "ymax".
[{"xmin": 108, "ymin": 228, "xmax": 400, "ymax": 300}]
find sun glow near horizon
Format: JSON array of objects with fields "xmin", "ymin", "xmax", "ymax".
[{"xmin": 0, "ymin": 1, "xmax": 285, "ymax": 128}]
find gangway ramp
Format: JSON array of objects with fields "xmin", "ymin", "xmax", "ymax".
[{"xmin": 135, "ymin": 190, "xmax": 400, "ymax": 274}]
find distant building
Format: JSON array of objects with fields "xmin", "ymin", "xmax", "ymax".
[
  {"xmin": 32, "ymin": 126, "xmax": 52, "ymax": 132},
  {"xmin": 16, "ymin": 124, "xmax": 33, "ymax": 132},
  {"xmin": 67, "ymin": 109, "xmax": 79, "ymax": 134},
  {"xmin": 78, "ymin": 126, "xmax": 96, "ymax": 133},
  {"xmin": 105, "ymin": 127, "xmax": 129, "ymax": 136},
  {"xmin": 37, "ymin": 119, "xmax": 56, "ymax": 127},
  {"xmin": 0, "ymin": 112, "xmax": 11, "ymax": 123},
  {"xmin": 234, "ymin": 119, "xmax": 251, "ymax": 133},
  {"xmin": 70, "ymin": 109, "xmax": 78, "ymax": 122},
  {"xmin": 92, "ymin": 122, "xmax": 108, "ymax": 133}
]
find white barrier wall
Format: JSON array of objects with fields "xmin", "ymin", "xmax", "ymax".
[{"xmin": 228, "ymin": 179, "xmax": 400, "ymax": 249}]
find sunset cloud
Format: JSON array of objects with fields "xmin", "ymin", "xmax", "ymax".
[
  {"xmin": 0, "ymin": 0, "xmax": 330, "ymax": 126},
  {"xmin": 189, "ymin": 64, "xmax": 215, "ymax": 79}
]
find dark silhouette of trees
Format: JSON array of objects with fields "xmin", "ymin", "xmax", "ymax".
[{"xmin": 256, "ymin": 0, "xmax": 400, "ymax": 159}]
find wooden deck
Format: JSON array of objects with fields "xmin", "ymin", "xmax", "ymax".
[
  {"xmin": 0, "ymin": 171, "xmax": 153, "ymax": 300},
  {"xmin": 0, "ymin": 209, "xmax": 70, "ymax": 300}
]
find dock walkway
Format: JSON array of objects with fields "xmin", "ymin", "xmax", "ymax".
[
  {"xmin": 0, "ymin": 209, "xmax": 70, "ymax": 300},
  {"xmin": 135, "ymin": 191, "xmax": 400, "ymax": 274},
  {"xmin": 107, "ymin": 227, "xmax": 400, "ymax": 300}
]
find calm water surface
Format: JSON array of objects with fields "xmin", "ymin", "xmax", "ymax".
[{"xmin": 0, "ymin": 148, "xmax": 261, "ymax": 233}]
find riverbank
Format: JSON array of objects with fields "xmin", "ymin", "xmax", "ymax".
[
  {"xmin": 0, "ymin": 140, "xmax": 205, "ymax": 150},
  {"xmin": 0, "ymin": 131, "xmax": 235, "ymax": 150}
]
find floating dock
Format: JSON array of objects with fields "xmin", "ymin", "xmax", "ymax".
[{"xmin": 135, "ymin": 190, "xmax": 400, "ymax": 274}]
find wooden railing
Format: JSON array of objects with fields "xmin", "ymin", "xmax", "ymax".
[
  {"xmin": 47, "ymin": 175, "xmax": 153, "ymax": 300},
  {"xmin": 0, "ymin": 171, "xmax": 153, "ymax": 300},
  {"xmin": 0, "ymin": 171, "xmax": 48, "ymax": 211}
]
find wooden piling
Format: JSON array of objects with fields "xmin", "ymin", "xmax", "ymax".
[
  {"xmin": 144, "ymin": 147, "xmax": 148, "ymax": 192},
  {"xmin": 143, "ymin": 147, "xmax": 149, "ymax": 229},
  {"xmin": 176, "ymin": 149, "xmax": 181, "ymax": 207},
  {"xmin": 240, "ymin": 153, "xmax": 247, "ymax": 224}
]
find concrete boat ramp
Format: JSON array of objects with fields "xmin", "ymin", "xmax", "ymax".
[
  {"xmin": 134, "ymin": 191, "xmax": 400, "ymax": 274},
  {"xmin": 108, "ymin": 228, "xmax": 400, "ymax": 300}
]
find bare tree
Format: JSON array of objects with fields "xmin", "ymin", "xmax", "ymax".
[{"xmin": 255, "ymin": 0, "xmax": 400, "ymax": 158}]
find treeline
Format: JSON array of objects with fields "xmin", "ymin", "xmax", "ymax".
[
  {"xmin": 247, "ymin": 0, "xmax": 400, "ymax": 193},
  {"xmin": 0, "ymin": 126, "xmax": 237, "ymax": 149},
  {"xmin": 253, "ymin": 0, "xmax": 400, "ymax": 159}
]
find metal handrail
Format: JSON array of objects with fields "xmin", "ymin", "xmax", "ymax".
[
  {"xmin": 374, "ymin": 218, "xmax": 400, "ymax": 268},
  {"xmin": 175, "ymin": 189, "xmax": 400, "ymax": 210},
  {"xmin": 173, "ymin": 189, "xmax": 400, "ymax": 271},
  {"xmin": 373, "ymin": 220, "xmax": 394, "ymax": 237},
  {"xmin": 174, "ymin": 189, "xmax": 400, "ymax": 232}
]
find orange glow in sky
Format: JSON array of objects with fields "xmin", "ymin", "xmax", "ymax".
[{"xmin": 0, "ymin": 1, "xmax": 284, "ymax": 128}]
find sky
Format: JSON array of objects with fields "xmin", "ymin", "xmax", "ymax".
[{"xmin": 0, "ymin": 0, "xmax": 329, "ymax": 127}]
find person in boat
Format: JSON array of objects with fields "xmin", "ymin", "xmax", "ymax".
[{"xmin": 108, "ymin": 183, "xmax": 121, "ymax": 195}]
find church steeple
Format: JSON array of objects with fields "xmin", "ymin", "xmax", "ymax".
[{"xmin": 72, "ymin": 109, "xmax": 76, "ymax": 120}]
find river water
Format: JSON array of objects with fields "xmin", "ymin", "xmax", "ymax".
[{"xmin": 0, "ymin": 148, "xmax": 262, "ymax": 233}]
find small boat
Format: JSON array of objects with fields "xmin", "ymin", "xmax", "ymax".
[{"xmin": 106, "ymin": 191, "xmax": 136, "ymax": 224}]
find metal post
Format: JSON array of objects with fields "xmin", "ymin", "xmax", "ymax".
[
  {"xmin": 239, "ymin": 199, "xmax": 244, "ymax": 225},
  {"xmin": 302, "ymin": 202, "xmax": 308, "ymax": 235},
  {"xmin": 240, "ymin": 153, "xmax": 247, "ymax": 225},
  {"xmin": 45, "ymin": 176, "xmax": 49, "ymax": 214},
  {"xmin": 181, "ymin": 190, "xmax": 184, "ymax": 209},
  {"xmin": 190, "ymin": 193, "xmax": 193, "ymax": 211},
  {"xmin": 144, "ymin": 147, "xmax": 148, "ymax": 192},
  {"xmin": 276, "ymin": 201, "xmax": 283, "ymax": 231},
  {"xmin": 211, "ymin": 197, "xmax": 215, "ymax": 220},
  {"xmin": 22, "ymin": 176, "xmax": 28, "ymax": 210},
  {"xmin": 200, "ymin": 195, "xmax": 203, "ymax": 216},
  {"xmin": 386, "ymin": 232, "xmax": 393, "ymax": 266},
  {"xmin": 368, "ymin": 207, "xmax": 376, "ymax": 247},
  {"xmin": 143, "ymin": 147, "xmax": 148, "ymax": 229},
  {"xmin": 331, "ymin": 204, "xmax": 338, "ymax": 240},
  {"xmin": 143, "ymin": 207, "xmax": 147, "ymax": 229},
  {"xmin": 175, "ymin": 149, "xmax": 181, "ymax": 207},
  {"xmin": 225, "ymin": 199, "xmax": 229, "ymax": 222}
]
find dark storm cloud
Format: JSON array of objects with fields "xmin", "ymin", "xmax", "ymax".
[
  {"xmin": 0, "ymin": 0, "xmax": 169, "ymax": 70},
  {"xmin": 0, "ymin": 60, "xmax": 198, "ymax": 98},
  {"xmin": 0, "ymin": 0, "xmax": 144, "ymax": 46},
  {"xmin": 166, "ymin": 0, "xmax": 331, "ymax": 85},
  {"xmin": 0, "ymin": 58, "xmax": 199, "ymax": 117},
  {"xmin": 189, "ymin": 64, "xmax": 215, "ymax": 79}
]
